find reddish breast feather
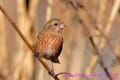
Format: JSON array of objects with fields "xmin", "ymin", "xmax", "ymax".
[
  {"xmin": 35, "ymin": 32, "xmax": 62, "ymax": 55},
  {"xmin": 35, "ymin": 33, "xmax": 50, "ymax": 52},
  {"xmin": 51, "ymin": 36, "xmax": 62, "ymax": 55}
]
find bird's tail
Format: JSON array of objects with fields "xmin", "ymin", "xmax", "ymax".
[{"xmin": 51, "ymin": 58, "xmax": 60, "ymax": 64}]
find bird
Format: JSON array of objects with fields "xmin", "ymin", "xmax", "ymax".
[{"xmin": 34, "ymin": 18, "xmax": 64, "ymax": 64}]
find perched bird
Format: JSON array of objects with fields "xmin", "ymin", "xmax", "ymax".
[{"xmin": 34, "ymin": 18, "xmax": 64, "ymax": 64}]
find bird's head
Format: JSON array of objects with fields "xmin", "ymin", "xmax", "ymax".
[{"xmin": 44, "ymin": 18, "xmax": 64, "ymax": 33}]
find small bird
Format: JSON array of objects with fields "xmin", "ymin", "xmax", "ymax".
[{"xmin": 34, "ymin": 18, "xmax": 64, "ymax": 64}]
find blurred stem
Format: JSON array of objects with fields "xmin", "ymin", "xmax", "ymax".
[
  {"xmin": 66, "ymin": 1, "xmax": 114, "ymax": 80},
  {"xmin": 0, "ymin": 4, "xmax": 59, "ymax": 80},
  {"xmin": 0, "ymin": 2, "xmax": 8, "ymax": 80},
  {"xmin": 46, "ymin": 0, "xmax": 53, "ymax": 21},
  {"xmin": 105, "ymin": 0, "xmax": 120, "ymax": 35},
  {"xmin": 89, "ymin": 36, "xmax": 113, "ymax": 80}
]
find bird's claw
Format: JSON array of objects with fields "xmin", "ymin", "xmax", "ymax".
[
  {"xmin": 34, "ymin": 52, "xmax": 39, "ymax": 57},
  {"xmin": 48, "ymin": 70, "xmax": 55, "ymax": 76}
]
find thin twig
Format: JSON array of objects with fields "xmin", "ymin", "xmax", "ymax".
[
  {"xmin": 79, "ymin": 13, "xmax": 113, "ymax": 80},
  {"xmin": 0, "ymin": 5, "xmax": 59, "ymax": 80},
  {"xmin": 89, "ymin": 36, "xmax": 113, "ymax": 80},
  {"xmin": 65, "ymin": 1, "xmax": 114, "ymax": 80},
  {"xmin": 67, "ymin": 0, "xmax": 120, "ymax": 64},
  {"xmin": 55, "ymin": 72, "xmax": 71, "ymax": 77},
  {"xmin": 81, "ymin": 20, "xmax": 113, "ymax": 80}
]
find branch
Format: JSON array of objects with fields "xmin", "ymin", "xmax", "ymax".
[
  {"xmin": 67, "ymin": 0, "xmax": 120, "ymax": 64},
  {"xmin": 89, "ymin": 36, "xmax": 113, "ymax": 80},
  {"xmin": 64, "ymin": 1, "xmax": 114, "ymax": 80},
  {"xmin": 81, "ymin": 21, "xmax": 114, "ymax": 80},
  {"xmin": 0, "ymin": 4, "xmax": 59, "ymax": 80}
]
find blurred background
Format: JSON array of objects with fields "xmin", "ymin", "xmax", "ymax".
[{"xmin": 0, "ymin": 0, "xmax": 120, "ymax": 80}]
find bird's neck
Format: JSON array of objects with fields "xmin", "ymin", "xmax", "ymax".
[
  {"xmin": 44, "ymin": 28, "xmax": 62, "ymax": 35},
  {"xmin": 49, "ymin": 31, "xmax": 62, "ymax": 36}
]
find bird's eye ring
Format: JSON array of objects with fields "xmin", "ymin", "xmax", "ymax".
[{"xmin": 54, "ymin": 23, "xmax": 58, "ymax": 26}]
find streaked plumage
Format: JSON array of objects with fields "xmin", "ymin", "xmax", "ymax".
[{"xmin": 34, "ymin": 18, "xmax": 64, "ymax": 63}]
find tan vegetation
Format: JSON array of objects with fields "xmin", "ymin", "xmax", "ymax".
[{"xmin": 0, "ymin": 0, "xmax": 120, "ymax": 80}]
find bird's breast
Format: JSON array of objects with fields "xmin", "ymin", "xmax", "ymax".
[{"xmin": 35, "ymin": 32, "xmax": 62, "ymax": 57}]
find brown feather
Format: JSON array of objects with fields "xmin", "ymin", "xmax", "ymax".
[{"xmin": 34, "ymin": 18, "xmax": 64, "ymax": 63}]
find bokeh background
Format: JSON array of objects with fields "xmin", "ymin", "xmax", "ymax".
[{"xmin": 0, "ymin": 0, "xmax": 120, "ymax": 80}]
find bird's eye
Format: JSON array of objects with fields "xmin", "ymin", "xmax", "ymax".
[{"xmin": 54, "ymin": 23, "xmax": 58, "ymax": 26}]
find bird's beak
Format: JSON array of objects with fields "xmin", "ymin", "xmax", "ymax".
[{"xmin": 59, "ymin": 23, "xmax": 64, "ymax": 29}]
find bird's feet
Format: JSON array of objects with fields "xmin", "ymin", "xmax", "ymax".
[
  {"xmin": 48, "ymin": 70, "xmax": 55, "ymax": 76},
  {"xmin": 34, "ymin": 52, "xmax": 39, "ymax": 57}
]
